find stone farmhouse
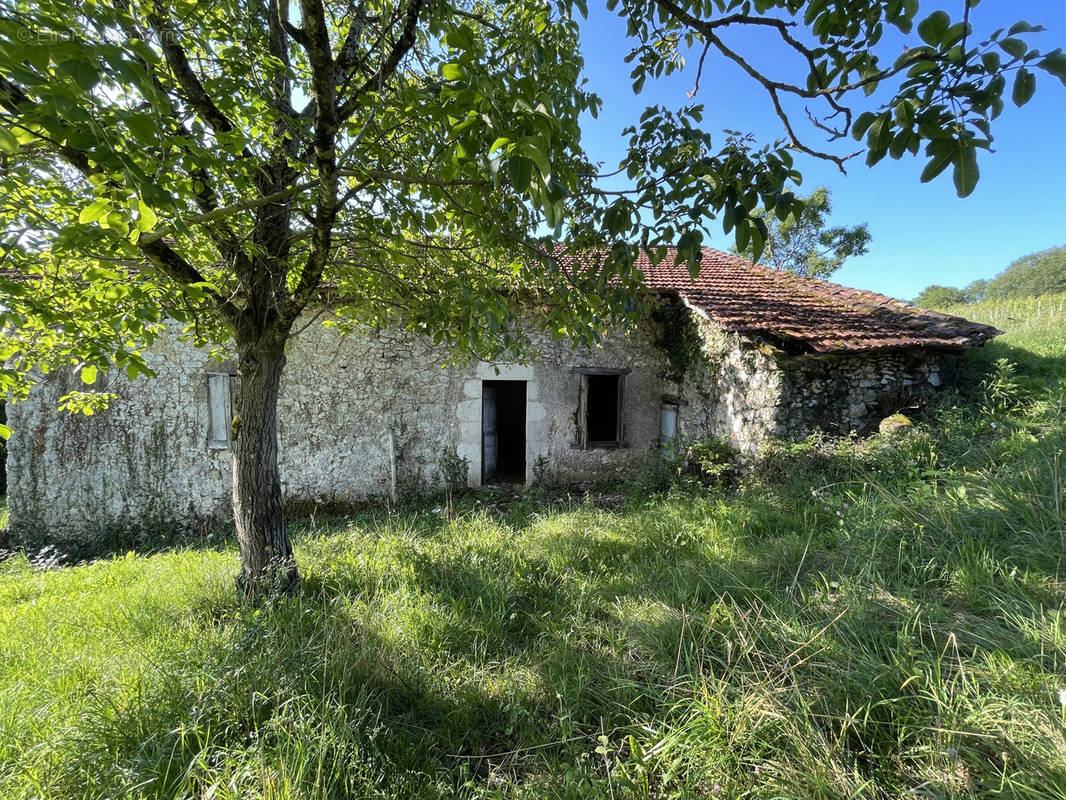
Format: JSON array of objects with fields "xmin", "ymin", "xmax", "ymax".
[{"xmin": 5, "ymin": 248, "xmax": 999, "ymax": 537}]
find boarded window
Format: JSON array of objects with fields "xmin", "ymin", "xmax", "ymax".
[
  {"xmin": 576, "ymin": 370, "xmax": 626, "ymax": 448},
  {"xmin": 207, "ymin": 372, "xmax": 235, "ymax": 449},
  {"xmin": 660, "ymin": 401, "xmax": 679, "ymax": 445}
]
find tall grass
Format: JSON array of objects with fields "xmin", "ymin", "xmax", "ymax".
[
  {"xmin": 942, "ymin": 293, "xmax": 1066, "ymax": 357},
  {"xmin": 1, "ymin": 302, "xmax": 1064, "ymax": 799}
]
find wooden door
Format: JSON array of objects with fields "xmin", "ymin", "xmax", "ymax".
[{"xmin": 482, "ymin": 384, "xmax": 498, "ymax": 481}]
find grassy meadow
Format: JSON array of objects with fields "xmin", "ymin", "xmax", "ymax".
[{"xmin": 1, "ymin": 296, "xmax": 1064, "ymax": 799}]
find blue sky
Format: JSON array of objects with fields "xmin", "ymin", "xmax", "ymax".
[{"xmin": 576, "ymin": 2, "xmax": 1066, "ymax": 300}]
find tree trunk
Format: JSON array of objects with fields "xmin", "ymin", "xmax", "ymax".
[{"xmin": 232, "ymin": 338, "xmax": 297, "ymax": 595}]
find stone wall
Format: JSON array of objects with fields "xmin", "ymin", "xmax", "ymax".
[
  {"xmin": 6, "ymin": 316, "xmax": 672, "ymax": 537},
  {"xmin": 5, "ymin": 307, "xmax": 947, "ymax": 538},
  {"xmin": 675, "ymin": 305, "xmax": 943, "ymax": 453},
  {"xmin": 674, "ymin": 314, "xmax": 783, "ymax": 453},
  {"xmin": 773, "ymin": 349, "xmax": 942, "ymax": 440}
]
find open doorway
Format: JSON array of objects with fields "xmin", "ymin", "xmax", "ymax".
[{"xmin": 482, "ymin": 381, "xmax": 526, "ymax": 483}]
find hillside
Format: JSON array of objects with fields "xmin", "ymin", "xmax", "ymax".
[{"xmin": 1, "ymin": 300, "xmax": 1064, "ymax": 799}]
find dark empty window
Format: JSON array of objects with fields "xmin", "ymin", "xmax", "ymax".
[
  {"xmin": 586, "ymin": 374, "xmax": 620, "ymax": 443},
  {"xmin": 577, "ymin": 370, "xmax": 625, "ymax": 448}
]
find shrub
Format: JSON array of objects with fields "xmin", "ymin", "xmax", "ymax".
[{"xmin": 437, "ymin": 444, "xmax": 469, "ymax": 492}]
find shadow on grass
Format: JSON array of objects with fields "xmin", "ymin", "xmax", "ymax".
[{"xmin": 6, "ymin": 459, "xmax": 1066, "ymax": 799}]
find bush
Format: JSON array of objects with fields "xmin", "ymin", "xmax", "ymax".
[{"xmin": 437, "ymin": 444, "xmax": 469, "ymax": 492}]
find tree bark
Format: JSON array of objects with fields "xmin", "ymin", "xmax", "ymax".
[{"xmin": 232, "ymin": 337, "xmax": 297, "ymax": 595}]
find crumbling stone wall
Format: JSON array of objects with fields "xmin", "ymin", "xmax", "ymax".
[
  {"xmin": 675, "ymin": 307, "xmax": 943, "ymax": 453},
  {"xmin": 673, "ymin": 315, "xmax": 783, "ymax": 453},
  {"xmin": 773, "ymin": 349, "xmax": 942, "ymax": 440}
]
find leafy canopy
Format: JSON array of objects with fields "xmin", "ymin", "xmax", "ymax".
[
  {"xmin": 913, "ymin": 284, "xmax": 968, "ymax": 309},
  {"xmin": 914, "ymin": 245, "xmax": 1066, "ymax": 307},
  {"xmin": 984, "ymin": 246, "xmax": 1066, "ymax": 300},
  {"xmin": 741, "ymin": 187, "xmax": 870, "ymax": 280},
  {"xmin": 0, "ymin": 0, "xmax": 1062, "ymax": 404}
]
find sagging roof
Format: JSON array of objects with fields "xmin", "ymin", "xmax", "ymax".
[{"xmin": 568, "ymin": 247, "xmax": 1001, "ymax": 354}]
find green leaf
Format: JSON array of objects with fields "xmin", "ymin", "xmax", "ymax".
[
  {"xmin": 1012, "ymin": 68, "xmax": 1036, "ymax": 107},
  {"xmin": 851, "ymin": 111, "xmax": 877, "ymax": 140},
  {"xmin": 488, "ymin": 137, "xmax": 510, "ymax": 155},
  {"xmin": 735, "ymin": 218, "xmax": 750, "ymax": 253},
  {"xmin": 522, "ymin": 143, "xmax": 552, "ymax": 181},
  {"xmin": 920, "ymin": 141, "xmax": 954, "ymax": 183},
  {"xmin": 1038, "ymin": 50, "xmax": 1066, "ymax": 85},
  {"xmin": 79, "ymin": 199, "xmax": 109, "ymax": 224},
  {"xmin": 80, "ymin": 364, "xmax": 98, "ymax": 385},
  {"xmin": 441, "ymin": 63, "xmax": 465, "ymax": 81},
  {"xmin": 103, "ymin": 211, "xmax": 130, "ymax": 237},
  {"xmin": 0, "ymin": 424, "xmax": 10, "ymax": 440},
  {"xmin": 0, "ymin": 126, "xmax": 18, "ymax": 154},
  {"xmin": 446, "ymin": 24, "xmax": 475, "ymax": 51},
  {"xmin": 1007, "ymin": 21, "xmax": 1045, "ymax": 36},
  {"xmin": 952, "ymin": 144, "xmax": 979, "ymax": 197},
  {"xmin": 506, "ymin": 157, "xmax": 532, "ymax": 193},
  {"xmin": 917, "ymin": 11, "xmax": 950, "ymax": 47},
  {"xmin": 136, "ymin": 199, "xmax": 157, "ymax": 232},
  {"xmin": 60, "ymin": 58, "xmax": 100, "ymax": 91},
  {"xmin": 999, "ymin": 38, "xmax": 1028, "ymax": 59}
]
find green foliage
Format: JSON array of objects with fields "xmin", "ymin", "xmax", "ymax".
[
  {"xmin": 437, "ymin": 444, "xmax": 470, "ymax": 493},
  {"xmin": 651, "ymin": 300, "xmax": 703, "ymax": 386},
  {"xmin": 913, "ymin": 283, "xmax": 968, "ymax": 308},
  {"xmin": 914, "ymin": 246, "xmax": 1066, "ymax": 308},
  {"xmin": 979, "ymin": 357, "xmax": 1025, "ymax": 414},
  {"xmin": 743, "ymin": 187, "xmax": 871, "ymax": 279},
  {"xmin": 0, "ymin": 0, "xmax": 1056, "ymax": 395},
  {"xmin": 531, "ymin": 454, "xmax": 556, "ymax": 488},
  {"xmin": 985, "ymin": 246, "xmax": 1066, "ymax": 300},
  {"xmin": 676, "ymin": 436, "xmax": 739, "ymax": 486}
]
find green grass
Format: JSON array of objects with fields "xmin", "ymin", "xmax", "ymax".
[{"xmin": 1, "ymin": 304, "xmax": 1065, "ymax": 799}]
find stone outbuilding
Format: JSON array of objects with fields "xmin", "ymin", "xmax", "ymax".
[{"xmin": 5, "ymin": 248, "xmax": 999, "ymax": 537}]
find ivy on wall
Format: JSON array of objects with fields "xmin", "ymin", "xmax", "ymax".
[{"xmin": 652, "ymin": 300, "xmax": 704, "ymax": 387}]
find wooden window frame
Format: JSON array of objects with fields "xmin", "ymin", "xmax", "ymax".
[{"xmin": 574, "ymin": 368, "xmax": 629, "ymax": 450}]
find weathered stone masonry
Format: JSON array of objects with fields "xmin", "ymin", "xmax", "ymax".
[
  {"xmin": 674, "ymin": 310, "xmax": 944, "ymax": 454},
  {"xmin": 6, "ymin": 305, "xmax": 947, "ymax": 538}
]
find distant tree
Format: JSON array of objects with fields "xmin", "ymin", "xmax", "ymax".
[
  {"xmin": 914, "ymin": 285, "xmax": 967, "ymax": 308},
  {"xmin": 745, "ymin": 187, "xmax": 870, "ymax": 280},
  {"xmin": 985, "ymin": 246, "xmax": 1066, "ymax": 299},
  {"xmin": 960, "ymin": 278, "xmax": 989, "ymax": 303}
]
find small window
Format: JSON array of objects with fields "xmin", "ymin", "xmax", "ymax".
[
  {"xmin": 207, "ymin": 372, "xmax": 235, "ymax": 449},
  {"xmin": 660, "ymin": 401, "xmax": 679, "ymax": 445},
  {"xmin": 576, "ymin": 370, "xmax": 626, "ymax": 448}
]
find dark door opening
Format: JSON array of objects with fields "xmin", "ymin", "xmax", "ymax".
[{"xmin": 482, "ymin": 381, "xmax": 526, "ymax": 483}]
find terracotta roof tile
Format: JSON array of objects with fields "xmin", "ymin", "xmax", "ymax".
[{"xmin": 563, "ymin": 247, "xmax": 1001, "ymax": 354}]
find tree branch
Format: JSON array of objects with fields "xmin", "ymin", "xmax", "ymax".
[
  {"xmin": 147, "ymin": 8, "xmax": 245, "ymax": 142},
  {"xmin": 287, "ymin": 0, "xmax": 341, "ymax": 322},
  {"xmin": 651, "ymin": 0, "xmax": 945, "ymax": 167},
  {"xmin": 337, "ymin": 0, "xmax": 424, "ymax": 120}
]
